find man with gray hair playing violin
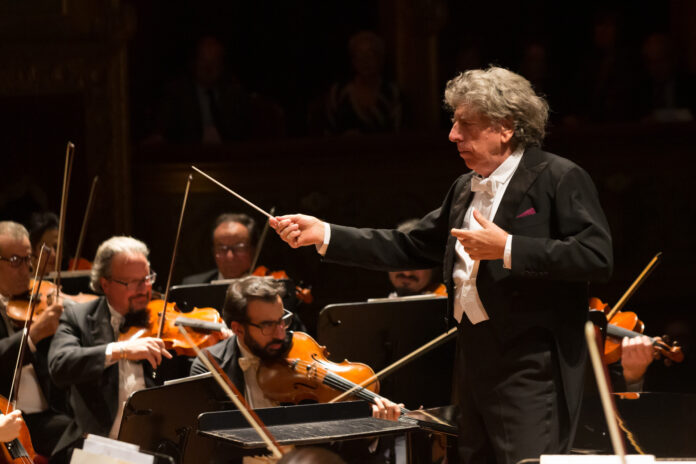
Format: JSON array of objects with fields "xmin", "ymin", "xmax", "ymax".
[
  {"xmin": 48, "ymin": 235, "xmax": 172, "ymax": 461},
  {"xmin": 271, "ymin": 66, "xmax": 614, "ymax": 464}
]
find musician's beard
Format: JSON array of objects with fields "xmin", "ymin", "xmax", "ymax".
[
  {"xmin": 120, "ymin": 308, "xmax": 151, "ymax": 332},
  {"xmin": 244, "ymin": 331, "xmax": 291, "ymax": 361}
]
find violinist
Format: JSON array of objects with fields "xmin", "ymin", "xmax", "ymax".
[
  {"xmin": 0, "ymin": 409, "xmax": 24, "ymax": 442},
  {"xmin": 47, "ymin": 236, "xmax": 172, "ymax": 461},
  {"xmin": 613, "ymin": 335, "xmax": 654, "ymax": 392},
  {"xmin": 271, "ymin": 67, "xmax": 614, "ymax": 464},
  {"xmin": 0, "ymin": 221, "xmax": 71, "ymax": 460},
  {"xmin": 386, "ymin": 219, "xmax": 446, "ymax": 298},
  {"xmin": 190, "ymin": 275, "xmax": 401, "ymax": 420},
  {"xmin": 27, "ymin": 211, "xmax": 61, "ymax": 276},
  {"xmin": 182, "ymin": 213, "xmax": 258, "ymax": 283}
]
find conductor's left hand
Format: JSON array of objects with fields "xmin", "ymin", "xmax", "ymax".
[{"xmin": 451, "ymin": 209, "xmax": 508, "ymax": 261}]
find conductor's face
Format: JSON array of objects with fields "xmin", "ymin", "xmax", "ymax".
[{"xmin": 448, "ymin": 105, "xmax": 514, "ymax": 177}]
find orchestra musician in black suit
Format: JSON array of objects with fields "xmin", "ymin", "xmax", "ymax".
[
  {"xmin": 48, "ymin": 236, "xmax": 171, "ymax": 460},
  {"xmin": 182, "ymin": 213, "xmax": 258, "ymax": 284},
  {"xmin": 270, "ymin": 67, "xmax": 613, "ymax": 464}
]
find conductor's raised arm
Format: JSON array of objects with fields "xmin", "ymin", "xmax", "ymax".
[{"xmin": 270, "ymin": 214, "xmax": 325, "ymax": 249}]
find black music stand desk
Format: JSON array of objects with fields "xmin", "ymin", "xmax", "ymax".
[{"xmin": 198, "ymin": 401, "xmax": 419, "ymax": 449}]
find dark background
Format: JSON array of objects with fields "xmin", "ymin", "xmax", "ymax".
[{"xmin": 1, "ymin": 0, "xmax": 694, "ymax": 393}]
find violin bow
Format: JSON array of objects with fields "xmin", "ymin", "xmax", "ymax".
[
  {"xmin": 329, "ymin": 326, "xmax": 458, "ymax": 403},
  {"xmin": 54, "ymin": 142, "xmax": 75, "ymax": 295},
  {"xmin": 71, "ymin": 175, "xmax": 99, "ymax": 270},
  {"xmin": 250, "ymin": 206, "xmax": 276, "ymax": 273},
  {"xmin": 191, "ymin": 166, "xmax": 274, "ymax": 219},
  {"xmin": 606, "ymin": 252, "xmax": 662, "ymax": 320},
  {"xmin": 585, "ymin": 321, "xmax": 628, "ymax": 462},
  {"xmin": 156, "ymin": 174, "xmax": 192, "ymax": 339},
  {"xmin": 5, "ymin": 245, "xmax": 51, "ymax": 414},
  {"xmin": 177, "ymin": 324, "xmax": 284, "ymax": 459}
]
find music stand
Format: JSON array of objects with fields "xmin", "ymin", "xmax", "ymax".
[
  {"xmin": 46, "ymin": 270, "xmax": 93, "ymax": 295},
  {"xmin": 118, "ymin": 373, "xmax": 234, "ymax": 464},
  {"xmin": 197, "ymin": 401, "xmax": 419, "ymax": 448},
  {"xmin": 317, "ymin": 296, "xmax": 455, "ymax": 410},
  {"xmin": 170, "ymin": 279, "xmax": 299, "ymax": 313}
]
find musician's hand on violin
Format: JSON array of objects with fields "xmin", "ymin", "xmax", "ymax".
[
  {"xmin": 120, "ymin": 337, "xmax": 173, "ymax": 369},
  {"xmin": 621, "ymin": 335, "xmax": 654, "ymax": 383},
  {"xmin": 0, "ymin": 410, "xmax": 24, "ymax": 441},
  {"xmin": 270, "ymin": 215, "xmax": 324, "ymax": 249},
  {"xmin": 28, "ymin": 302, "xmax": 64, "ymax": 343},
  {"xmin": 371, "ymin": 397, "xmax": 402, "ymax": 422},
  {"xmin": 451, "ymin": 209, "xmax": 508, "ymax": 261}
]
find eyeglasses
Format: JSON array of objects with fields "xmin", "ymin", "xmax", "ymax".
[
  {"xmin": 107, "ymin": 272, "xmax": 157, "ymax": 291},
  {"xmin": 245, "ymin": 309, "xmax": 293, "ymax": 336},
  {"xmin": 214, "ymin": 243, "xmax": 251, "ymax": 257},
  {"xmin": 0, "ymin": 254, "xmax": 33, "ymax": 268}
]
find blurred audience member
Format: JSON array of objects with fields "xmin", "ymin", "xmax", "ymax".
[
  {"xmin": 636, "ymin": 33, "xmax": 696, "ymax": 123},
  {"xmin": 145, "ymin": 36, "xmax": 250, "ymax": 144},
  {"xmin": 323, "ymin": 31, "xmax": 402, "ymax": 135}
]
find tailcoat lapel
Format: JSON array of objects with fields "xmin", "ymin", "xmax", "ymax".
[{"xmin": 493, "ymin": 147, "xmax": 548, "ymax": 230}]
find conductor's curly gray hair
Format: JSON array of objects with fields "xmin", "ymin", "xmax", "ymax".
[{"xmin": 444, "ymin": 66, "xmax": 549, "ymax": 149}]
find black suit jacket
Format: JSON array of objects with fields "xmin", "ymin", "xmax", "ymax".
[
  {"xmin": 190, "ymin": 335, "xmax": 245, "ymax": 394},
  {"xmin": 0, "ymin": 304, "xmax": 67, "ymax": 416},
  {"xmin": 181, "ymin": 268, "xmax": 219, "ymax": 285},
  {"xmin": 47, "ymin": 297, "xmax": 157, "ymax": 453},
  {"xmin": 325, "ymin": 147, "xmax": 613, "ymax": 418}
]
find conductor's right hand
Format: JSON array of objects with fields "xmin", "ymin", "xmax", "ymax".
[
  {"xmin": 270, "ymin": 215, "xmax": 325, "ymax": 249},
  {"xmin": 117, "ymin": 337, "xmax": 172, "ymax": 369}
]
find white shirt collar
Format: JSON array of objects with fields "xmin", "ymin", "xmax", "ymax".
[{"xmin": 475, "ymin": 147, "xmax": 524, "ymax": 184}]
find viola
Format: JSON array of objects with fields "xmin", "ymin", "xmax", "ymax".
[
  {"xmin": 5, "ymin": 280, "xmax": 97, "ymax": 326},
  {"xmin": 118, "ymin": 299, "xmax": 227, "ymax": 357},
  {"xmin": 589, "ymin": 297, "xmax": 684, "ymax": 366},
  {"xmin": 257, "ymin": 332, "xmax": 409, "ymax": 414},
  {"xmin": 251, "ymin": 266, "xmax": 313, "ymax": 304},
  {"xmin": 0, "ymin": 395, "xmax": 37, "ymax": 464}
]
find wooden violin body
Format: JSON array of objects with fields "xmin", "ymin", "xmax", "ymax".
[
  {"xmin": 589, "ymin": 297, "xmax": 684, "ymax": 365},
  {"xmin": 5, "ymin": 280, "xmax": 97, "ymax": 327},
  {"xmin": 0, "ymin": 395, "xmax": 37, "ymax": 464},
  {"xmin": 257, "ymin": 331, "xmax": 380, "ymax": 404},
  {"xmin": 118, "ymin": 299, "xmax": 227, "ymax": 356}
]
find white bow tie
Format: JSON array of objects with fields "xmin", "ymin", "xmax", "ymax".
[
  {"xmin": 470, "ymin": 175, "xmax": 498, "ymax": 197},
  {"xmin": 238, "ymin": 356, "xmax": 260, "ymax": 372}
]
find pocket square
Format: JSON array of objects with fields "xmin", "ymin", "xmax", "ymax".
[{"xmin": 516, "ymin": 208, "xmax": 536, "ymax": 218}]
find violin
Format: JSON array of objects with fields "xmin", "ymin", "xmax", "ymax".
[
  {"xmin": 589, "ymin": 297, "xmax": 684, "ymax": 366},
  {"xmin": 251, "ymin": 266, "xmax": 313, "ymax": 304},
  {"xmin": 0, "ymin": 396, "xmax": 37, "ymax": 464},
  {"xmin": 257, "ymin": 332, "xmax": 408, "ymax": 414},
  {"xmin": 5, "ymin": 280, "xmax": 97, "ymax": 326},
  {"xmin": 118, "ymin": 299, "xmax": 227, "ymax": 357}
]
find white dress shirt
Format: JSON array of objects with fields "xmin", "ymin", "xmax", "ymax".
[
  {"xmin": 105, "ymin": 304, "xmax": 146, "ymax": 439},
  {"xmin": 453, "ymin": 149, "xmax": 522, "ymax": 323},
  {"xmin": 236, "ymin": 338, "xmax": 278, "ymax": 409}
]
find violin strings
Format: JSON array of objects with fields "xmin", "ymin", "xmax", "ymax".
[{"xmin": 289, "ymin": 359, "xmax": 408, "ymax": 413}]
